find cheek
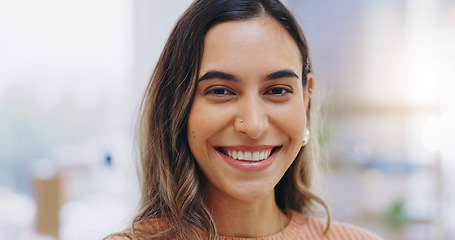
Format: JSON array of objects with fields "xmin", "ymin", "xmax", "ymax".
[
  {"xmin": 187, "ymin": 110, "xmax": 211, "ymax": 172},
  {"xmin": 187, "ymin": 102, "xmax": 227, "ymax": 182},
  {"xmin": 187, "ymin": 99, "xmax": 232, "ymax": 155},
  {"xmin": 188, "ymin": 104, "xmax": 214, "ymax": 145},
  {"xmin": 187, "ymin": 108, "xmax": 206, "ymax": 152},
  {"xmin": 272, "ymin": 103, "xmax": 307, "ymax": 140},
  {"xmin": 188, "ymin": 100, "xmax": 234, "ymax": 139}
]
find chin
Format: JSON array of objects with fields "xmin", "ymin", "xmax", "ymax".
[{"xmin": 224, "ymin": 180, "xmax": 277, "ymax": 202}]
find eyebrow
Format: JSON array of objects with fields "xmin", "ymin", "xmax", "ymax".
[
  {"xmin": 197, "ymin": 70, "xmax": 299, "ymax": 82},
  {"xmin": 265, "ymin": 70, "xmax": 299, "ymax": 80},
  {"xmin": 198, "ymin": 71, "xmax": 237, "ymax": 82}
]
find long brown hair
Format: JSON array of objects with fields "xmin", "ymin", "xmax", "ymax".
[{"xmin": 125, "ymin": 0, "xmax": 330, "ymax": 239}]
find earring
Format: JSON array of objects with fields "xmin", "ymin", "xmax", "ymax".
[{"xmin": 302, "ymin": 129, "xmax": 310, "ymax": 146}]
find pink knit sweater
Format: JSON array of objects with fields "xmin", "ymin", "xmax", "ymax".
[
  {"xmin": 220, "ymin": 211, "xmax": 382, "ymax": 240},
  {"xmin": 106, "ymin": 211, "xmax": 381, "ymax": 240}
]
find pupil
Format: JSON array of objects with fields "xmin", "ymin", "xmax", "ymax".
[
  {"xmin": 214, "ymin": 89, "xmax": 224, "ymax": 94},
  {"xmin": 272, "ymin": 88, "xmax": 282, "ymax": 94}
]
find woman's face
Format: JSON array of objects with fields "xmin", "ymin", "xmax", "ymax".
[{"xmin": 187, "ymin": 17, "xmax": 312, "ymax": 203}]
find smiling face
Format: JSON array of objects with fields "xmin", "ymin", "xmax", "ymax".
[{"xmin": 187, "ymin": 17, "xmax": 312, "ymax": 203}]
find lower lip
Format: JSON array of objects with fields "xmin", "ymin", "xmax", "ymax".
[{"xmin": 216, "ymin": 148, "xmax": 280, "ymax": 172}]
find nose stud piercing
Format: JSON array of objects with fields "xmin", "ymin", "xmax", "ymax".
[{"xmin": 240, "ymin": 119, "xmax": 244, "ymax": 123}]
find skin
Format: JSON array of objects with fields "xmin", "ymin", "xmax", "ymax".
[{"xmin": 187, "ymin": 17, "xmax": 313, "ymax": 237}]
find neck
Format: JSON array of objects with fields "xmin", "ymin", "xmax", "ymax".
[{"xmin": 206, "ymin": 189, "xmax": 288, "ymax": 238}]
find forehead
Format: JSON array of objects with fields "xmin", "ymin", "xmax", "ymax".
[{"xmin": 200, "ymin": 17, "xmax": 302, "ymax": 74}]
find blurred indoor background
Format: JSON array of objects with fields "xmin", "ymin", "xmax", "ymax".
[{"xmin": 0, "ymin": 0, "xmax": 454, "ymax": 239}]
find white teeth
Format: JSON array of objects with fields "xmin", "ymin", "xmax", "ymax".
[
  {"xmin": 225, "ymin": 149, "xmax": 273, "ymax": 161},
  {"xmin": 232, "ymin": 151, "xmax": 237, "ymax": 159},
  {"xmin": 252, "ymin": 152, "xmax": 260, "ymax": 160}
]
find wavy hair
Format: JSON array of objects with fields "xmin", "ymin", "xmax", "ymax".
[{"xmin": 118, "ymin": 0, "xmax": 330, "ymax": 239}]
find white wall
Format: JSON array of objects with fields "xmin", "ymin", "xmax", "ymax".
[{"xmin": 133, "ymin": 0, "xmax": 194, "ymax": 96}]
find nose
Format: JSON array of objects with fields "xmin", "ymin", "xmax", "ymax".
[{"xmin": 234, "ymin": 94, "xmax": 269, "ymax": 139}]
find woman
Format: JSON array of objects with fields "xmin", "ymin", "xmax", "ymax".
[{"xmin": 108, "ymin": 0, "xmax": 381, "ymax": 239}]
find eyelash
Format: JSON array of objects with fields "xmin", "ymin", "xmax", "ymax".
[
  {"xmin": 264, "ymin": 87, "xmax": 292, "ymax": 95},
  {"xmin": 206, "ymin": 88, "xmax": 235, "ymax": 96},
  {"xmin": 205, "ymin": 87, "xmax": 293, "ymax": 96}
]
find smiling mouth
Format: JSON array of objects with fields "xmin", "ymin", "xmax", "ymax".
[{"xmin": 215, "ymin": 146, "xmax": 282, "ymax": 162}]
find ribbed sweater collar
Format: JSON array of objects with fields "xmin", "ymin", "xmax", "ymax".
[{"xmin": 219, "ymin": 211, "xmax": 311, "ymax": 240}]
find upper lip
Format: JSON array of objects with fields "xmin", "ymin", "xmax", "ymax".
[{"xmin": 215, "ymin": 145, "xmax": 279, "ymax": 152}]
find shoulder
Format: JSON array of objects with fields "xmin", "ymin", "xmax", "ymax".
[
  {"xmin": 104, "ymin": 217, "xmax": 173, "ymax": 240},
  {"xmin": 287, "ymin": 211, "xmax": 383, "ymax": 240},
  {"xmin": 323, "ymin": 220, "xmax": 382, "ymax": 239},
  {"xmin": 104, "ymin": 235, "xmax": 131, "ymax": 240}
]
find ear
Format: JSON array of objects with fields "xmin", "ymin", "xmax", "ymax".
[{"xmin": 303, "ymin": 73, "xmax": 314, "ymax": 111}]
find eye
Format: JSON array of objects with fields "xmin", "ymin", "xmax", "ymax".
[
  {"xmin": 265, "ymin": 87, "xmax": 292, "ymax": 95},
  {"xmin": 206, "ymin": 88, "xmax": 235, "ymax": 96}
]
